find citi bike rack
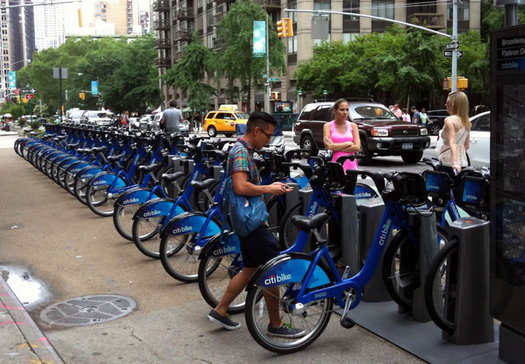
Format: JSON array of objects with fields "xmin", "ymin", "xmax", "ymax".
[
  {"xmin": 442, "ymin": 217, "xmax": 494, "ymax": 345},
  {"xmin": 407, "ymin": 210, "xmax": 439, "ymax": 322},
  {"xmin": 358, "ymin": 198, "xmax": 393, "ymax": 302}
]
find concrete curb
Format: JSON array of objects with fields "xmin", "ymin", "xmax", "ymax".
[{"xmin": 0, "ymin": 275, "xmax": 63, "ymax": 363}]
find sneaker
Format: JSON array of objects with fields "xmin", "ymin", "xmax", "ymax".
[
  {"xmin": 207, "ymin": 309, "xmax": 241, "ymax": 330},
  {"xmin": 267, "ymin": 323, "xmax": 305, "ymax": 338}
]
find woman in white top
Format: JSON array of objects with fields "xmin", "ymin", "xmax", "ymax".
[{"xmin": 438, "ymin": 91, "xmax": 471, "ymax": 175}]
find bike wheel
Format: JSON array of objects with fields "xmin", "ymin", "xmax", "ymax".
[
  {"xmin": 266, "ymin": 196, "xmax": 287, "ymax": 246},
  {"xmin": 113, "ymin": 203, "xmax": 141, "ymax": 241},
  {"xmin": 198, "ymin": 252, "xmax": 245, "ymax": 314},
  {"xmin": 424, "ymin": 238, "xmax": 458, "ymax": 333},
  {"xmin": 382, "ymin": 225, "xmax": 449, "ymax": 310},
  {"xmin": 132, "ymin": 216, "xmax": 164, "ymax": 258},
  {"xmin": 74, "ymin": 175, "xmax": 89, "ymax": 205},
  {"xmin": 86, "ymin": 183, "xmax": 115, "ymax": 217},
  {"xmin": 159, "ymin": 232, "xmax": 199, "ymax": 282},
  {"xmin": 245, "ymin": 275, "xmax": 333, "ymax": 354},
  {"xmin": 278, "ymin": 202, "xmax": 302, "ymax": 249}
]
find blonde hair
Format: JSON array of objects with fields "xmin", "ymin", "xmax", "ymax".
[{"xmin": 447, "ymin": 91, "xmax": 471, "ymax": 130}]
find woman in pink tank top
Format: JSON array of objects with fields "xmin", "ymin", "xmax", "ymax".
[{"xmin": 323, "ymin": 99, "xmax": 361, "ymax": 172}]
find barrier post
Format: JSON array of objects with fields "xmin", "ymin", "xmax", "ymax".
[
  {"xmin": 443, "ymin": 217, "xmax": 494, "ymax": 344},
  {"xmin": 359, "ymin": 198, "xmax": 392, "ymax": 302},
  {"xmin": 411, "ymin": 211, "xmax": 438, "ymax": 322}
]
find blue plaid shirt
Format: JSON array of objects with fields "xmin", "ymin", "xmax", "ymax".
[{"xmin": 227, "ymin": 137, "xmax": 260, "ymax": 185}]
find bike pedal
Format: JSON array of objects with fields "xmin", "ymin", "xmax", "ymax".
[{"xmin": 340, "ymin": 316, "xmax": 356, "ymax": 329}]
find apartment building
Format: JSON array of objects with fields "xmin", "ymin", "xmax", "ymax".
[
  {"xmin": 0, "ymin": 0, "xmax": 35, "ymax": 101},
  {"xmin": 153, "ymin": 0, "xmax": 481, "ymax": 112}
]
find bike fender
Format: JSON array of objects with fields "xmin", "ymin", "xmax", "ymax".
[
  {"xmin": 198, "ymin": 232, "xmax": 241, "ymax": 259},
  {"xmin": 248, "ymin": 253, "xmax": 331, "ymax": 290},
  {"xmin": 115, "ymin": 188, "xmax": 154, "ymax": 207},
  {"xmin": 76, "ymin": 166, "xmax": 103, "ymax": 181},
  {"xmin": 68, "ymin": 162, "xmax": 91, "ymax": 174},
  {"xmin": 162, "ymin": 212, "xmax": 221, "ymax": 237},
  {"xmin": 134, "ymin": 198, "xmax": 182, "ymax": 220},
  {"xmin": 91, "ymin": 172, "xmax": 126, "ymax": 188}
]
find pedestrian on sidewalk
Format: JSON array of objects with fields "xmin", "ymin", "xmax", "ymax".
[{"xmin": 207, "ymin": 111, "xmax": 305, "ymax": 339}]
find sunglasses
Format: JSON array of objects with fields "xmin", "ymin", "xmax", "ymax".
[{"xmin": 258, "ymin": 127, "xmax": 273, "ymax": 139}]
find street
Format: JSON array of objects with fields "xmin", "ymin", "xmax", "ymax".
[{"xmin": 0, "ymin": 134, "xmax": 426, "ymax": 363}]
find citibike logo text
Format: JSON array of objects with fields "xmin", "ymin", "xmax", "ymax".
[
  {"xmin": 171, "ymin": 225, "xmax": 192, "ymax": 235},
  {"xmin": 123, "ymin": 197, "xmax": 139, "ymax": 205},
  {"xmin": 213, "ymin": 245, "xmax": 236, "ymax": 256},
  {"xmin": 378, "ymin": 219, "xmax": 392, "ymax": 246},
  {"xmin": 142, "ymin": 209, "xmax": 161, "ymax": 218},
  {"xmin": 264, "ymin": 273, "xmax": 292, "ymax": 286}
]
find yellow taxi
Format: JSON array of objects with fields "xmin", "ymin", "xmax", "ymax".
[{"xmin": 203, "ymin": 105, "xmax": 249, "ymax": 137}]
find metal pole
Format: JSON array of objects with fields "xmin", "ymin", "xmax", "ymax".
[
  {"xmin": 59, "ymin": 68, "xmax": 63, "ymax": 123},
  {"xmin": 265, "ymin": 15, "xmax": 271, "ymax": 113},
  {"xmin": 505, "ymin": 4, "xmax": 518, "ymax": 26},
  {"xmin": 451, "ymin": 0, "xmax": 458, "ymax": 92}
]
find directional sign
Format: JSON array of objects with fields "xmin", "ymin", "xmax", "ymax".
[
  {"xmin": 444, "ymin": 50, "xmax": 463, "ymax": 58},
  {"xmin": 21, "ymin": 88, "xmax": 36, "ymax": 94},
  {"xmin": 446, "ymin": 41, "xmax": 459, "ymax": 50}
]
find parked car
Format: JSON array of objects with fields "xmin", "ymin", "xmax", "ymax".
[
  {"xmin": 426, "ymin": 109, "xmax": 448, "ymax": 135},
  {"xmin": 203, "ymin": 105, "xmax": 249, "ymax": 137},
  {"xmin": 67, "ymin": 109, "xmax": 86, "ymax": 124},
  {"xmin": 81, "ymin": 110, "xmax": 113, "ymax": 126},
  {"xmin": 293, "ymin": 99, "xmax": 430, "ymax": 164},
  {"xmin": 434, "ymin": 111, "xmax": 490, "ymax": 168}
]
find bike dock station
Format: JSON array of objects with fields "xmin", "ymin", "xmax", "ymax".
[{"xmin": 332, "ymin": 191, "xmax": 499, "ymax": 363}]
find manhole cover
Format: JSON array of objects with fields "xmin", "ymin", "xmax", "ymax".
[{"xmin": 40, "ymin": 294, "xmax": 137, "ymax": 326}]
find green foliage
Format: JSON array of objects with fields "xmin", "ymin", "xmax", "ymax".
[
  {"xmin": 15, "ymin": 35, "xmax": 160, "ymax": 115},
  {"xmin": 213, "ymin": 0, "xmax": 286, "ymax": 107},
  {"xmin": 296, "ymin": 25, "xmax": 489, "ymax": 108},
  {"xmin": 162, "ymin": 34, "xmax": 215, "ymax": 121},
  {"xmin": 30, "ymin": 118, "xmax": 41, "ymax": 130}
]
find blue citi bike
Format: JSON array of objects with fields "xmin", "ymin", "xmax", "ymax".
[{"xmin": 242, "ymin": 171, "xmax": 432, "ymax": 354}]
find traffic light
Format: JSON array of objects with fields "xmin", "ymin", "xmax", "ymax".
[
  {"xmin": 277, "ymin": 18, "xmax": 293, "ymax": 38},
  {"xmin": 276, "ymin": 19, "xmax": 287, "ymax": 38},
  {"xmin": 79, "ymin": 92, "xmax": 85, "ymax": 100},
  {"xmin": 285, "ymin": 18, "xmax": 293, "ymax": 37},
  {"xmin": 442, "ymin": 77, "xmax": 468, "ymax": 91}
]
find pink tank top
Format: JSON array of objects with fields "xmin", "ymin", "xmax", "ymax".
[{"xmin": 330, "ymin": 121, "xmax": 358, "ymax": 172}]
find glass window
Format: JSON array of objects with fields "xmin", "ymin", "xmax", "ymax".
[
  {"xmin": 372, "ymin": 0, "xmax": 394, "ymax": 19},
  {"xmin": 343, "ymin": 0, "xmax": 359, "ymax": 21},
  {"xmin": 343, "ymin": 33, "xmax": 359, "ymax": 43},
  {"xmin": 448, "ymin": 0, "xmax": 470, "ymax": 21},
  {"xmin": 287, "ymin": 35, "xmax": 297, "ymax": 54}
]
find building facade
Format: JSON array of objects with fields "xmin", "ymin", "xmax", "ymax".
[{"xmin": 153, "ymin": 0, "xmax": 481, "ymax": 112}]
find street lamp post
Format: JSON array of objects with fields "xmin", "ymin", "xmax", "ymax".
[{"xmin": 10, "ymin": 58, "xmax": 31, "ymax": 71}]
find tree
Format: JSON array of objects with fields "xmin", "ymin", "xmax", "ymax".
[
  {"xmin": 213, "ymin": 0, "xmax": 286, "ymax": 110},
  {"xmin": 295, "ymin": 26, "xmax": 488, "ymax": 109},
  {"xmin": 16, "ymin": 35, "xmax": 160, "ymax": 115},
  {"xmin": 162, "ymin": 34, "xmax": 215, "ymax": 126}
]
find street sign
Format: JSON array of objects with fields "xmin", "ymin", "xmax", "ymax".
[
  {"xmin": 446, "ymin": 41, "xmax": 459, "ymax": 50},
  {"xmin": 26, "ymin": 93, "xmax": 34, "ymax": 100},
  {"xmin": 298, "ymin": 90, "xmax": 303, "ymax": 96},
  {"xmin": 269, "ymin": 77, "xmax": 279, "ymax": 82},
  {"xmin": 444, "ymin": 50, "xmax": 463, "ymax": 58},
  {"xmin": 21, "ymin": 88, "xmax": 36, "ymax": 94}
]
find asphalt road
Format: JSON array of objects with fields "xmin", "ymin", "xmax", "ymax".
[{"xmin": 0, "ymin": 135, "xmax": 425, "ymax": 363}]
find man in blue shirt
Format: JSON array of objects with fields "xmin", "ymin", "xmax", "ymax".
[{"xmin": 160, "ymin": 100, "xmax": 184, "ymax": 133}]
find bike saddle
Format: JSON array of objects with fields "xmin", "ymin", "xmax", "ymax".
[
  {"xmin": 291, "ymin": 213, "xmax": 330, "ymax": 232},
  {"xmin": 190, "ymin": 178, "xmax": 216, "ymax": 191}
]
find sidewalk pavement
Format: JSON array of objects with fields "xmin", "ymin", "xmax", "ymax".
[
  {"xmin": 0, "ymin": 274, "xmax": 63, "ymax": 363},
  {"xmin": 0, "ymin": 130, "xmax": 18, "ymax": 137}
]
